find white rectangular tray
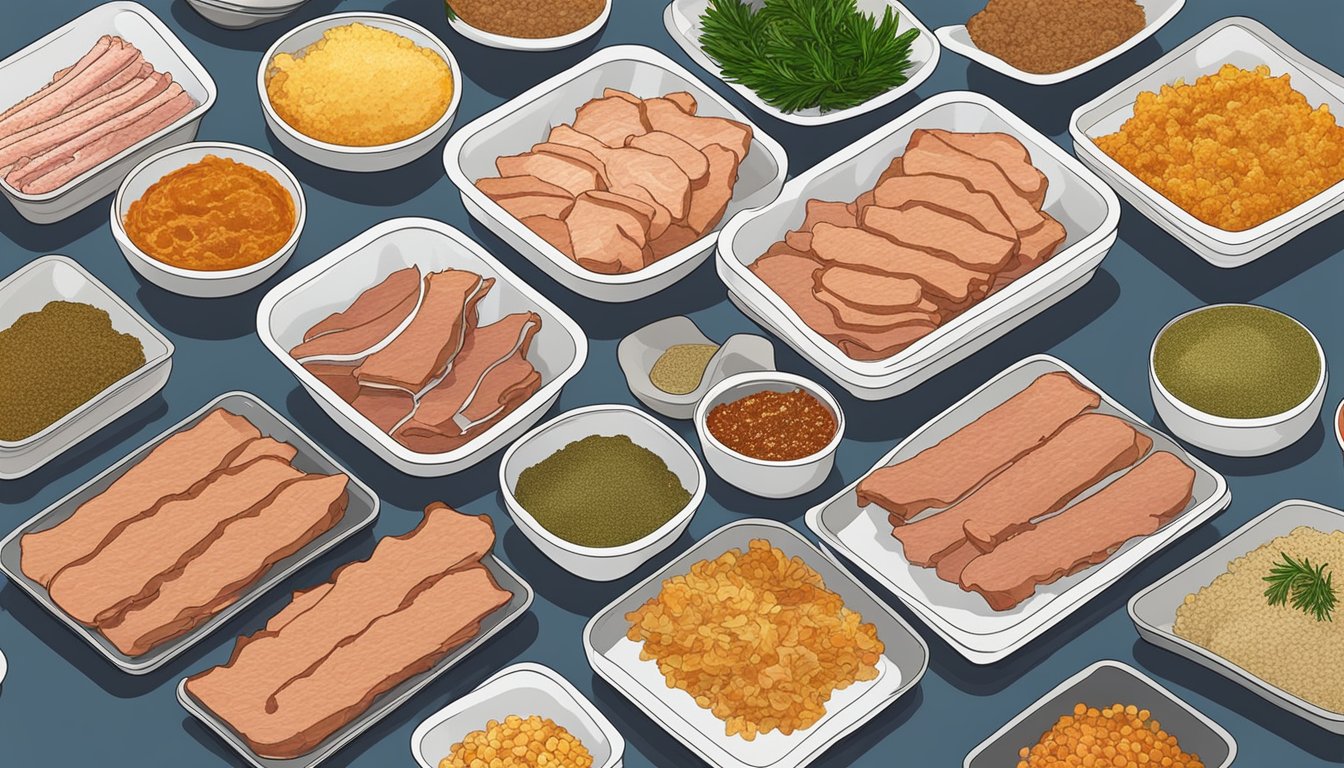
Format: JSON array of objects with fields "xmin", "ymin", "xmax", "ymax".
[{"xmin": 806, "ymin": 355, "xmax": 1230, "ymax": 664}]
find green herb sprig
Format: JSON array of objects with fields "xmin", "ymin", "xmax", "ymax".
[
  {"xmin": 445, "ymin": 2, "xmax": 458, "ymax": 22},
  {"xmin": 698, "ymin": 0, "xmax": 920, "ymax": 114},
  {"xmin": 1263, "ymin": 552, "xmax": 1337, "ymax": 622}
]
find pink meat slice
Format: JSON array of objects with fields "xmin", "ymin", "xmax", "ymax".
[
  {"xmin": 571, "ymin": 94, "xmax": 648, "ymax": 148},
  {"xmin": 815, "ymin": 288, "xmax": 939, "ymax": 332},
  {"xmin": 493, "ymin": 194, "xmax": 574, "ymax": 222},
  {"xmin": 649, "ymin": 223, "xmax": 701, "ymax": 261},
  {"xmin": 869, "ymin": 174, "xmax": 1017, "ymax": 241},
  {"xmin": 901, "ymin": 130, "xmax": 1045, "ymax": 236},
  {"xmin": 814, "ymin": 265, "xmax": 924, "ymax": 312},
  {"xmin": 664, "ymin": 91, "xmax": 698, "ymax": 114},
  {"xmin": 860, "ymin": 205, "xmax": 1018, "ymax": 272},
  {"xmin": 565, "ymin": 191, "xmax": 651, "ymax": 274},
  {"xmin": 0, "ymin": 36, "xmax": 115, "ymax": 124},
  {"xmin": 626, "ymin": 131, "xmax": 709, "ymax": 186},
  {"xmin": 349, "ymin": 386, "xmax": 415, "ymax": 434},
  {"xmin": 685, "ymin": 144, "xmax": 739, "ymax": 236},
  {"xmin": 923, "ymin": 129, "xmax": 1048, "ymax": 208},
  {"xmin": 301, "ymin": 361, "xmax": 361, "ymax": 404},
  {"xmin": 293, "ymin": 287, "xmax": 420, "ymax": 361},
  {"xmin": 0, "ymin": 71, "xmax": 165, "ymax": 168},
  {"xmin": 230, "ymin": 437, "xmax": 298, "ymax": 468},
  {"xmin": 809, "ymin": 223, "xmax": 989, "ymax": 305},
  {"xmin": 0, "ymin": 38, "xmax": 141, "ymax": 138},
  {"xmin": 642, "ymin": 98, "xmax": 752, "ymax": 162},
  {"xmin": 496, "ymin": 151, "xmax": 605, "ymax": 197},
  {"xmin": 786, "ymin": 200, "xmax": 856, "ymax": 253},
  {"xmin": 475, "ymin": 174, "xmax": 573, "ymax": 201},
  {"xmin": 302, "ymin": 266, "xmax": 421, "ymax": 342},
  {"xmin": 522, "ymin": 215, "xmax": 574, "ymax": 257}
]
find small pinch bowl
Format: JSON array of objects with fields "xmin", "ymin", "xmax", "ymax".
[
  {"xmin": 447, "ymin": 0, "xmax": 610, "ymax": 51},
  {"xmin": 1149, "ymin": 304, "xmax": 1327, "ymax": 457},
  {"xmin": 112, "ymin": 142, "xmax": 305, "ymax": 298},
  {"xmin": 695, "ymin": 371, "xmax": 845, "ymax": 499}
]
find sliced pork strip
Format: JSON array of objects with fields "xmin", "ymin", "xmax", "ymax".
[
  {"xmin": 49, "ymin": 456, "xmax": 305, "ymax": 627},
  {"xmin": 876, "ymin": 156, "xmax": 904, "ymax": 188},
  {"xmin": 493, "ymin": 193, "xmax": 573, "ymax": 221},
  {"xmin": 101, "ymin": 475, "xmax": 349, "ymax": 657},
  {"xmin": 856, "ymin": 372, "xmax": 1100, "ymax": 520},
  {"xmin": 496, "ymin": 151, "xmax": 605, "ymax": 197},
  {"xmin": 571, "ymin": 94, "xmax": 648, "ymax": 147},
  {"xmin": 0, "ymin": 41, "xmax": 143, "ymax": 139},
  {"xmin": 531, "ymin": 141, "xmax": 607, "ymax": 178},
  {"xmin": 814, "ymin": 265, "xmax": 924, "ymax": 313},
  {"xmin": 626, "ymin": 131, "xmax": 709, "ymax": 186},
  {"xmin": 545, "ymin": 124, "xmax": 609, "ymax": 155},
  {"xmin": 809, "ymin": 223, "xmax": 989, "ymax": 305},
  {"xmin": 0, "ymin": 73, "xmax": 166, "ymax": 168},
  {"xmin": 815, "ymin": 288, "xmax": 939, "ymax": 332},
  {"xmin": 474, "ymin": 174, "xmax": 572, "ymax": 201},
  {"xmin": 664, "ymin": 91, "xmax": 698, "ymax": 115},
  {"xmin": 301, "ymin": 266, "xmax": 421, "ymax": 342},
  {"xmin": 229, "ymin": 437, "xmax": 298, "ymax": 468},
  {"xmin": 788, "ymin": 199, "xmax": 857, "ymax": 251},
  {"xmin": 901, "ymin": 130, "xmax": 1045, "ymax": 235},
  {"xmin": 264, "ymin": 583, "xmax": 334, "ymax": 636},
  {"xmin": 1014, "ymin": 211, "xmax": 1067, "ymax": 267},
  {"xmin": 544, "ymin": 128, "xmax": 690, "ymax": 225},
  {"xmin": 649, "ymin": 223, "xmax": 701, "ymax": 260},
  {"xmin": 67, "ymin": 59, "xmax": 152, "ymax": 108},
  {"xmin": 642, "ymin": 98, "xmax": 752, "ymax": 162},
  {"xmin": 861, "ymin": 205, "xmax": 1018, "ymax": 272},
  {"xmin": 891, "ymin": 414, "xmax": 1150, "ymax": 567},
  {"xmin": 350, "ymin": 387, "xmax": 415, "ymax": 434},
  {"xmin": 685, "ymin": 143, "xmax": 739, "ymax": 235},
  {"xmin": 301, "ymin": 361, "xmax": 361, "ymax": 405},
  {"xmin": 934, "ymin": 540, "xmax": 983, "ymax": 585},
  {"xmin": 354, "ymin": 271, "xmax": 492, "ymax": 393},
  {"xmin": 455, "ymin": 355, "xmax": 539, "ymax": 430},
  {"xmin": 292, "ymin": 289, "xmax": 419, "ymax": 360},
  {"xmin": 601, "ymin": 88, "xmax": 643, "ymax": 106},
  {"xmin": 924, "ymin": 129, "xmax": 1048, "ymax": 208},
  {"xmin": 20, "ymin": 409, "xmax": 261, "ymax": 587},
  {"xmin": 565, "ymin": 192, "xmax": 651, "ymax": 273},
  {"xmin": 521, "ymin": 215, "xmax": 574, "ymax": 257},
  {"xmin": 959, "ymin": 452, "xmax": 1196, "ymax": 611},
  {"xmin": 0, "ymin": 36, "xmax": 114, "ymax": 125},
  {"xmin": 869, "ymin": 174, "xmax": 1017, "ymax": 241},
  {"xmin": 400, "ymin": 369, "xmax": 541, "ymax": 455}
]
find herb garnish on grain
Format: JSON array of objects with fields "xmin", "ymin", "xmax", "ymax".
[
  {"xmin": 698, "ymin": 0, "xmax": 920, "ymax": 114},
  {"xmin": 1264, "ymin": 552, "xmax": 1338, "ymax": 622}
]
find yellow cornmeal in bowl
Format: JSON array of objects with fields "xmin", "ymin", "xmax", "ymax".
[
  {"xmin": 266, "ymin": 23, "xmax": 454, "ymax": 147},
  {"xmin": 1174, "ymin": 526, "xmax": 1344, "ymax": 713},
  {"xmin": 1096, "ymin": 64, "xmax": 1344, "ymax": 231}
]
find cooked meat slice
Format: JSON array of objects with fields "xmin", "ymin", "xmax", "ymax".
[
  {"xmin": 901, "ymin": 130, "xmax": 1045, "ymax": 235},
  {"xmin": 572, "ymin": 94, "xmax": 648, "ymax": 147},
  {"xmin": 785, "ymin": 230, "xmax": 814, "ymax": 253},
  {"xmin": 474, "ymin": 174, "xmax": 572, "ymax": 201},
  {"xmin": 496, "ymin": 151, "xmax": 604, "ymax": 197},
  {"xmin": 101, "ymin": 474, "xmax": 349, "ymax": 657},
  {"xmin": 856, "ymin": 372, "xmax": 1100, "ymax": 520},
  {"xmin": 349, "ymin": 386, "xmax": 415, "ymax": 434},
  {"xmin": 814, "ymin": 265, "xmax": 924, "ymax": 312},
  {"xmin": 565, "ymin": 192, "xmax": 652, "ymax": 273},
  {"xmin": 626, "ymin": 131, "xmax": 709, "ymax": 185},
  {"xmin": 400, "ymin": 369, "xmax": 542, "ymax": 455},
  {"xmin": 544, "ymin": 127, "xmax": 689, "ymax": 225},
  {"xmin": 355, "ymin": 271, "xmax": 493, "ymax": 393},
  {"xmin": 229, "ymin": 437, "xmax": 298, "ymax": 468},
  {"xmin": 959, "ymin": 452, "xmax": 1196, "ymax": 611},
  {"xmin": 521, "ymin": 215, "xmax": 574, "ymax": 257},
  {"xmin": 292, "ymin": 284, "xmax": 420, "ymax": 361},
  {"xmin": 816, "ymin": 287, "xmax": 939, "ymax": 332},
  {"xmin": 934, "ymin": 540, "xmax": 982, "ymax": 585},
  {"xmin": 301, "ymin": 267, "xmax": 421, "ymax": 343},
  {"xmin": 876, "ymin": 156, "xmax": 904, "ymax": 188},
  {"xmin": 664, "ymin": 91, "xmax": 698, "ymax": 115},
  {"xmin": 20, "ymin": 409, "xmax": 261, "ymax": 587},
  {"xmin": 602, "ymin": 88, "xmax": 643, "ymax": 106},
  {"xmin": 924, "ymin": 129, "xmax": 1047, "ymax": 208},
  {"xmin": 544, "ymin": 125, "xmax": 608, "ymax": 155},
  {"xmin": 263, "ymin": 583, "xmax": 333, "ymax": 635},
  {"xmin": 301, "ymin": 361, "xmax": 361, "ymax": 404},
  {"xmin": 1015, "ymin": 211, "xmax": 1067, "ymax": 267},
  {"xmin": 891, "ymin": 414, "xmax": 1151, "ymax": 567},
  {"xmin": 643, "ymin": 98, "xmax": 752, "ymax": 162},
  {"xmin": 803, "ymin": 199, "xmax": 857, "ymax": 232},
  {"xmin": 649, "ymin": 223, "xmax": 702, "ymax": 260},
  {"xmin": 861, "ymin": 205, "xmax": 1018, "ymax": 272},
  {"xmin": 493, "ymin": 193, "xmax": 573, "ymax": 221},
  {"xmin": 531, "ymin": 142, "xmax": 607, "ymax": 178},
  {"xmin": 870, "ymin": 174, "xmax": 1016, "ymax": 241},
  {"xmin": 685, "ymin": 144, "xmax": 739, "ymax": 235},
  {"xmin": 809, "ymin": 223, "xmax": 990, "ymax": 305}
]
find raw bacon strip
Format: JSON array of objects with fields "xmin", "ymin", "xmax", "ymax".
[
  {"xmin": 0, "ymin": 40, "xmax": 141, "ymax": 139},
  {"xmin": 0, "ymin": 73, "xmax": 169, "ymax": 169},
  {"xmin": 0, "ymin": 36, "xmax": 114, "ymax": 125}
]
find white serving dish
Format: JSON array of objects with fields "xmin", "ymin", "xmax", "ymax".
[
  {"xmin": 447, "ymin": 0, "xmax": 610, "ymax": 51},
  {"xmin": 259, "ymin": 13, "xmax": 462, "ymax": 173},
  {"xmin": 0, "ymin": 647, "xmax": 6, "ymax": 687},
  {"xmin": 964, "ymin": 660, "xmax": 1235, "ymax": 767},
  {"xmin": 694, "ymin": 371, "xmax": 843, "ymax": 499},
  {"xmin": 617, "ymin": 316, "xmax": 776, "ymax": 420},
  {"xmin": 0, "ymin": 392, "xmax": 379, "ymax": 674},
  {"xmin": 1129, "ymin": 499, "xmax": 1344, "ymax": 734},
  {"xmin": 111, "ymin": 142, "xmax": 305, "ymax": 298},
  {"xmin": 256, "ymin": 217, "xmax": 587, "ymax": 477},
  {"xmin": 1071, "ymin": 17, "xmax": 1344, "ymax": 267},
  {"xmin": 664, "ymin": 0, "xmax": 939, "ymax": 126},
  {"xmin": 499, "ymin": 404, "xmax": 705, "ymax": 582},
  {"xmin": 411, "ymin": 662, "xmax": 624, "ymax": 768},
  {"xmin": 1149, "ymin": 304, "xmax": 1327, "ymax": 457},
  {"xmin": 0, "ymin": 2, "xmax": 217, "ymax": 224},
  {"xmin": 584, "ymin": 518, "xmax": 928, "ymax": 768},
  {"xmin": 806, "ymin": 355, "xmax": 1230, "ymax": 665},
  {"xmin": 0, "ymin": 255, "xmax": 173, "ymax": 480},
  {"xmin": 187, "ymin": 0, "xmax": 308, "ymax": 30},
  {"xmin": 718, "ymin": 91, "xmax": 1120, "ymax": 401},
  {"xmin": 444, "ymin": 44, "xmax": 788, "ymax": 303},
  {"xmin": 937, "ymin": 0, "xmax": 1184, "ymax": 86}
]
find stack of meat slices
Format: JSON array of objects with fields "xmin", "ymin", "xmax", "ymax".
[
  {"xmin": 186, "ymin": 504, "xmax": 513, "ymax": 760},
  {"xmin": 749, "ymin": 129, "xmax": 1068, "ymax": 361},
  {"xmin": 855, "ymin": 372, "xmax": 1198, "ymax": 611},
  {"xmin": 475, "ymin": 88, "xmax": 753, "ymax": 274},
  {"xmin": 291, "ymin": 265, "xmax": 544, "ymax": 454},
  {"xmin": 0, "ymin": 35, "xmax": 197, "ymax": 195},
  {"xmin": 19, "ymin": 409, "xmax": 350, "ymax": 657}
]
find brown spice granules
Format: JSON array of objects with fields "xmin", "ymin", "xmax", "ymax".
[
  {"xmin": 707, "ymin": 388, "xmax": 836, "ymax": 461},
  {"xmin": 450, "ymin": 0, "xmax": 605, "ymax": 40},
  {"xmin": 967, "ymin": 0, "xmax": 1146, "ymax": 75}
]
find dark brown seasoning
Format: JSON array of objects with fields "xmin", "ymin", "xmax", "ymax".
[{"xmin": 707, "ymin": 388, "xmax": 836, "ymax": 461}]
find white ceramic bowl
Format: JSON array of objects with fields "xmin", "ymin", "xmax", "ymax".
[
  {"xmin": 187, "ymin": 0, "xmax": 308, "ymax": 29},
  {"xmin": 1149, "ymin": 304, "xmax": 1327, "ymax": 457},
  {"xmin": 500, "ymin": 404, "xmax": 704, "ymax": 582},
  {"xmin": 448, "ymin": 0, "xmax": 610, "ymax": 51},
  {"xmin": 411, "ymin": 662, "xmax": 624, "ymax": 768},
  {"xmin": 695, "ymin": 371, "xmax": 844, "ymax": 499},
  {"xmin": 111, "ymin": 142, "xmax": 305, "ymax": 298},
  {"xmin": 259, "ymin": 13, "xmax": 462, "ymax": 173}
]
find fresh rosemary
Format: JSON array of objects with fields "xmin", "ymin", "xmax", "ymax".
[
  {"xmin": 1263, "ymin": 552, "xmax": 1337, "ymax": 622},
  {"xmin": 698, "ymin": 0, "xmax": 920, "ymax": 114},
  {"xmin": 445, "ymin": 3, "xmax": 458, "ymax": 22}
]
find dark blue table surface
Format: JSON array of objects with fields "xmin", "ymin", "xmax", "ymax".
[{"xmin": 2, "ymin": 0, "xmax": 1342, "ymax": 765}]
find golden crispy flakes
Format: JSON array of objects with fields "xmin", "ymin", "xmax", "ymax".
[
  {"xmin": 439, "ymin": 714, "xmax": 593, "ymax": 768},
  {"xmin": 1017, "ymin": 703, "xmax": 1205, "ymax": 768}
]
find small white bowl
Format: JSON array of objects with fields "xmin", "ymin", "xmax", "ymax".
[
  {"xmin": 186, "ymin": 0, "xmax": 308, "ymax": 29},
  {"xmin": 448, "ymin": 0, "xmax": 610, "ymax": 51},
  {"xmin": 259, "ymin": 12, "xmax": 462, "ymax": 173},
  {"xmin": 695, "ymin": 371, "xmax": 844, "ymax": 499},
  {"xmin": 1149, "ymin": 304, "xmax": 1327, "ymax": 457},
  {"xmin": 499, "ymin": 404, "xmax": 705, "ymax": 582},
  {"xmin": 411, "ymin": 662, "xmax": 624, "ymax": 768},
  {"xmin": 111, "ymin": 142, "xmax": 305, "ymax": 298}
]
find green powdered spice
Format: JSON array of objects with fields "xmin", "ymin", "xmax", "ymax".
[
  {"xmin": 649, "ymin": 343, "xmax": 719, "ymax": 395},
  {"xmin": 0, "ymin": 301, "xmax": 146, "ymax": 441},
  {"xmin": 514, "ymin": 434, "xmax": 692, "ymax": 548},
  {"xmin": 1154, "ymin": 305, "xmax": 1320, "ymax": 419}
]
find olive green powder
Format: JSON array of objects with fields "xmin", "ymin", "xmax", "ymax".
[
  {"xmin": 1154, "ymin": 305, "xmax": 1320, "ymax": 419},
  {"xmin": 514, "ymin": 434, "xmax": 692, "ymax": 548},
  {"xmin": 649, "ymin": 343, "xmax": 719, "ymax": 395}
]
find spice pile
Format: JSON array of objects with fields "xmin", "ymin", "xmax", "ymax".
[
  {"xmin": 626, "ymin": 539, "xmax": 883, "ymax": 740},
  {"xmin": 650, "ymin": 343, "xmax": 718, "ymax": 395},
  {"xmin": 514, "ymin": 435, "xmax": 691, "ymax": 548},
  {"xmin": 707, "ymin": 388, "xmax": 836, "ymax": 461},
  {"xmin": 447, "ymin": 0, "xmax": 604, "ymax": 40},
  {"xmin": 1017, "ymin": 703, "xmax": 1205, "ymax": 768},
  {"xmin": 124, "ymin": 155, "xmax": 296, "ymax": 272},
  {"xmin": 1174, "ymin": 526, "xmax": 1344, "ymax": 713},
  {"xmin": 1153, "ymin": 305, "xmax": 1320, "ymax": 419},
  {"xmin": 439, "ymin": 715, "xmax": 593, "ymax": 768},
  {"xmin": 265, "ymin": 23, "xmax": 453, "ymax": 147},
  {"xmin": 1096, "ymin": 64, "xmax": 1344, "ymax": 231},
  {"xmin": 967, "ymin": 0, "xmax": 1146, "ymax": 75},
  {"xmin": 0, "ymin": 301, "xmax": 146, "ymax": 442}
]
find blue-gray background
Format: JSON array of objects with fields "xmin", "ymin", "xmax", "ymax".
[{"xmin": 1, "ymin": 0, "xmax": 1341, "ymax": 764}]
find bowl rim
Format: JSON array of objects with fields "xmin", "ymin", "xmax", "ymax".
[
  {"xmin": 694, "ymin": 370, "xmax": 846, "ymax": 467},
  {"xmin": 257, "ymin": 12, "xmax": 463, "ymax": 156},
  {"xmin": 110, "ymin": 141, "xmax": 306, "ymax": 281},
  {"xmin": 1335, "ymin": 398, "xmax": 1344, "ymax": 454},
  {"xmin": 1149, "ymin": 303, "xmax": 1327, "ymax": 428},
  {"xmin": 447, "ymin": 0, "xmax": 611, "ymax": 51},
  {"xmin": 498, "ymin": 403, "xmax": 706, "ymax": 560}
]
